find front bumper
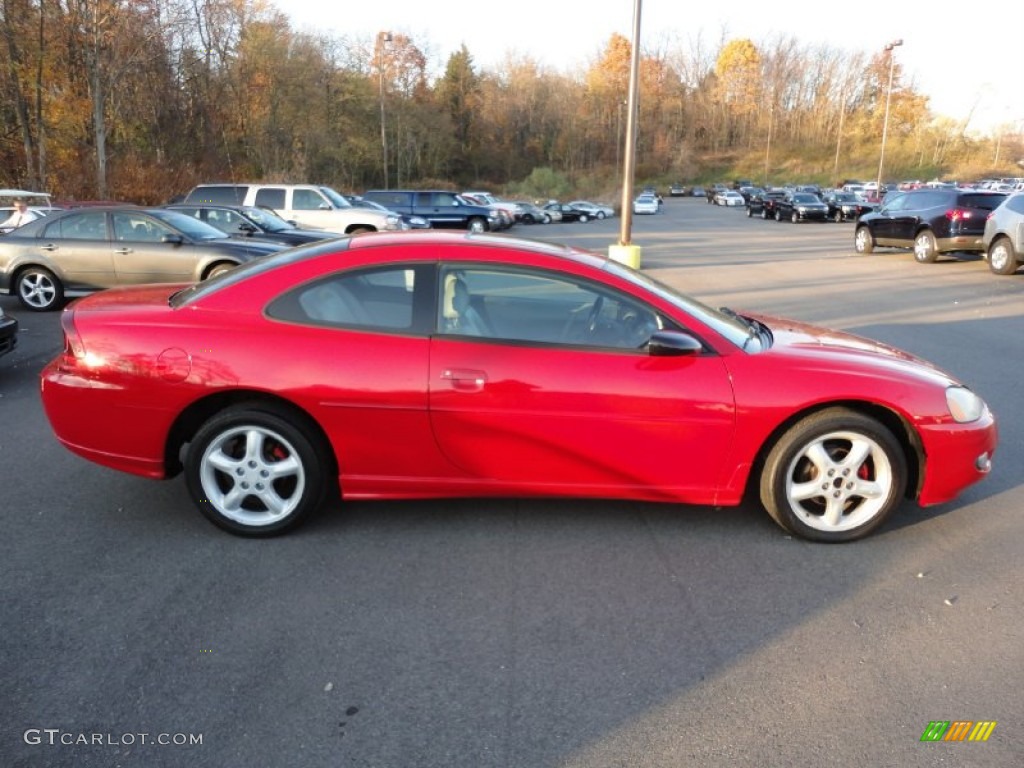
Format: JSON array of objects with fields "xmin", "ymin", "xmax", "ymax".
[{"xmin": 916, "ymin": 409, "xmax": 998, "ymax": 505}]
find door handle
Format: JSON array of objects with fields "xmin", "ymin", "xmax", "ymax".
[
  {"xmin": 114, "ymin": 247, "xmax": 133, "ymax": 254},
  {"xmin": 441, "ymin": 368, "xmax": 487, "ymax": 392},
  {"xmin": 40, "ymin": 244, "xmax": 58, "ymax": 252}
]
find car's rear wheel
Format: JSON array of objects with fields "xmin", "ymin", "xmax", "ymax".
[
  {"xmin": 185, "ymin": 405, "xmax": 329, "ymax": 536},
  {"xmin": 759, "ymin": 408, "xmax": 907, "ymax": 542},
  {"xmin": 746, "ymin": 207, "xmax": 753, "ymax": 218},
  {"xmin": 467, "ymin": 217, "xmax": 487, "ymax": 233},
  {"xmin": 15, "ymin": 266, "xmax": 64, "ymax": 311},
  {"xmin": 579, "ymin": 214, "xmax": 589, "ymax": 222},
  {"xmin": 203, "ymin": 262, "xmax": 236, "ymax": 280},
  {"xmin": 542, "ymin": 214, "xmax": 551, "ymax": 224},
  {"xmin": 775, "ymin": 209, "xmax": 783, "ymax": 222},
  {"xmin": 913, "ymin": 230, "xmax": 939, "ymax": 263},
  {"xmin": 761, "ymin": 208, "xmax": 769, "ymax": 220},
  {"xmin": 854, "ymin": 226, "xmax": 875, "ymax": 254},
  {"xmin": 987, "ymin": 236, "xmax": 1019, "ymax": 275}
]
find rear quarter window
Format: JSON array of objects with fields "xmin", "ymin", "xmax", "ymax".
[
  {"xmin": 186, "ymin": 185, "xmax": 248, "ymax": 205},
  {"xmin": 959, "ymin": 193, "xmax": 1006, "ymax": 212}
]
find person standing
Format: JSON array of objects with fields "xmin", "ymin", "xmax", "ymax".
[{"xmin": 1, "ymin": 198, "xmax": 40, "ymax": 231}]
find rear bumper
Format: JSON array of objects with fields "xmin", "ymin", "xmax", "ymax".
[{"xmin": 40, "ymin": 362, "xmax": 172, "ymax": 479}]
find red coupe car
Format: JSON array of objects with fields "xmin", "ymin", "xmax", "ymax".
[{"xmin": 40, "ymin": 231, "xmax": 996, "ymax": 541}]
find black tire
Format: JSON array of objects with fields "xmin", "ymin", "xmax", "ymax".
[
  {"xmin": 761, "ymin": 208, "xmax": 769, "ymax": 220},
  {"xmin": 203, "ymin": 262, "xmax": 237, "ymax": 280},
  {"xmin": 854, "ymin": 225, "xmax": 875, "ymax": 254},
  {"xmin": 596, "ymin": 211, "xmax": 606, "ymax": 220},
  {"xmin": 988, "ymin": 236, "xmax": 1019, "ymax": 275},
  {"xmin": 834, "ymin": 210, "xmax": 843, "ymax": 223},
  {"xmin": 775, "ymin": 209, "xmax": 783, "ymax": 222},
  {"xmin": 467, "ymin": 217, "xmax": 488, "ymax": 233},
  {"xmin": 15, "ymin": 266, "xmax": 64, "ymax": 311},
  {"xmin": 579, "ymin": 214, "xmax": 589, "ymax": 223},
  {"xmin": 746, "ymin": 207, "xmax": 753, "ymax": 218},
  {"xmin": 542, "ymin": 214, "xmax": 551, "ymax": 224},
  {"xmin": 914, "ymin": 230, "xmax": 938, "ymax": 263},
  {"xmin": 791, "ymin": 211, "xmax": 800, "ymax": 224},
  {"xmin": 185, "ymin": 405, "xmax": 329, "ymax": 536},
  {"xmin": 759, "ymin": 408, "xmax": 907, "ymax": 542}
]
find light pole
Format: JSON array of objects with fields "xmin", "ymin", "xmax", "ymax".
[
  {"xmin": 876, "ymin": 39, "xmax": 902, "ymax": 195},
  {"xmin": 377, "ymin": 31, "xmax": 392, "ymax": 189}
]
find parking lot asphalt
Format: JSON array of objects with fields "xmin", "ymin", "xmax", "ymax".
[{"xmin": 2, "ymin": 198, "xmax": 1022, "ymax": 767}]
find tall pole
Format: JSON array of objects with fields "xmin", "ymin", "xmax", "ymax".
[
  {"xmin": 618, "ymin": 0, "xmax": 642, "ymax": 247},
  {"xmin": 764, "ymin": 99, "xmax": 773, "ymax": 188},
  {"xmin": 378, "ymin": 31, "xmax": 392, "ymax": 189},
  {"xmin": 876, "ymin": 39, "xmax": 902, "ymax": 195}
]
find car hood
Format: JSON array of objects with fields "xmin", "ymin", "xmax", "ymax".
[{"xmin": 751, "ymin": 312, "xmax": 955, "ymax": 387}]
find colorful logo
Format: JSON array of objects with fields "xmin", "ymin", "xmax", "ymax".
[{"xmin": 920, "ymin": 721, "xmax": 997, "ymax": 742}]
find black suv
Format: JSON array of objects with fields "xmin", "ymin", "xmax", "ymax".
[{"xmin": 854, "ymin": 189, "xmax": 1007, "ymax": 262}]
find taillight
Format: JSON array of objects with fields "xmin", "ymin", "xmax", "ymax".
[
  {"xmin": 58, "ymin": 310, "xmax": 86, "ymax": 370},
  {"xmin": 945, "ymin": 209, "xmax": 972, "ymax": 222}
]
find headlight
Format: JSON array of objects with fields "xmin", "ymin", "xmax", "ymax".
[
  {"xmin": 408, "ymin": 216, "xmax": 428, "ymax": 227},
  {"xmin": 384, "ymin": 215, "xmax": 402, "ymax": 230},
  {"xmin": 946, "ymin": 385, "xmax": 985, "ymax": 423}
]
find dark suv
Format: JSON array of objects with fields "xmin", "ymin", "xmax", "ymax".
[{"xmin": 854, "ymin": 189, "xmax": 1007, "ymax": 263}]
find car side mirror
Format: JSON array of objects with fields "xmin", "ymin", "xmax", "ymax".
[
  {"xmin": 648, "ymin": 330, "xmax": 703, "ymax": 356},
  {"xmin": 238, "ymin": 223, "xmax": 257, "ymax": 234},
  {"xmin": 161, "ymin": 234, "xmax": 184, "ymax": 245}
]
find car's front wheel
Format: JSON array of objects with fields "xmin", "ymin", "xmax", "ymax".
[
  {"xmin": 759, "ymin": 408, "xmax": 907, "ymax": 542},
  {"xmin": 775, "ymin": 209, "xmax": 783, "ymax": 222},
  {"xmin": 987, "ymin": 236, "xmax": 1019, "ymax": 275},
  {"xmin": 16, "ymin": 266, "xmax": 64, "ymax": 311},
  {"xmin": 761, "ymin": 208, "xmax": 769, "ymax": 220},
  {"xmin": 834, "ymin": 210, "xmax": 843, "ymax": 223},
  {"xmin": 185, "ymin": 405, "xmax": 329, "ymax": 536},
  {"xmin": 746, "ymin": 207, "xmax": 753, "ymax": 218},
  {"xmin": 791, "ymin": 211, "xmax": 800, "ymax": 224},
  {"xmin": 854, "ymin": 226, "xmax": 875, "ymax": 254},
  {"xmin": 914, "ymin": 230, "xmax": 939, "ymax": 263},
  {"xmin": 467, "ymin": 217, "xmax": 488, "ymax": 233},
  {"xmin": 596, "ymin": 211, "xmax": 606, "ymax": 220}
]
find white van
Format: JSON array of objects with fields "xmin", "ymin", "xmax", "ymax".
[{"xmin": 184, "ymin": 183, "xmax": 405, "ymax": 233}]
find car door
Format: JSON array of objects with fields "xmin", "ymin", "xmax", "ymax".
[
  {"xmin": 110, "ymin": 211, "xmax": 198, "ymax": 284},
  {"xmin": 416, "ymin": 192, "xmax": 464, "ymax": 227},
  {"xmin": 428, "ymin": 264, "xmax": 737, "ymax": 497},
  {"xmin": 37, "ymin": 211, "xmax": 116, "ymax": 290},
  {"xmin": 264, "ymin": 262, "xmax": 446, "ymax": 488}
]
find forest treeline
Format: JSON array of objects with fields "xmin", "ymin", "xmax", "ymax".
[{"xmin": 1, "ymin": 0, "xmax": 1020, "ymax": 203}]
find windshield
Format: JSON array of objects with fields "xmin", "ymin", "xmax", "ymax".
[
  {"xmin": 241, "ymin": 206, "xmax": 294, "ymax": 232},
  {"xmin": 148, "ymin": 209, "xmax": 229, "ymax": 241},
  {"xmin": 601, "ymin": 259, "xmax": 764, "ymax": 351},
  {"xmin": 319, "ymin": 186, "xmax": 352, "ymax": 209}
]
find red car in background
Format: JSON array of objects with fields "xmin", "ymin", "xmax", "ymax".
[{"xmin": 40, "ymin": 232, "xmax": 996, "ymax": 541}]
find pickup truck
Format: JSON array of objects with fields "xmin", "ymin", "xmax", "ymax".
[
  {"xmin": 746, "ymin": 189, "xmax": 788, "ymax": 219},
  {"xmin": 362, "ymin": 190, "xmax": 501, "ymax": 232}
]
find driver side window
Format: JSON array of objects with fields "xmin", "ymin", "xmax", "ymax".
[{"xmin": 437, "ymin": 266, "xmax": 666, "ymax": 350}]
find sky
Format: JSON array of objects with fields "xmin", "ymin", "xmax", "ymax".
[{"xmin": 283, "ymin": 0, "xmax": 1023, "ymax": 136}]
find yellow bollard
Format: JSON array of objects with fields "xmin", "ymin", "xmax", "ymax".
[{"xmin": 608, "ymin": 244, "xmax": 642, "ymax": 269}]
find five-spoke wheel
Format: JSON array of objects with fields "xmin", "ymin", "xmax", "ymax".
[
  {"xmin": 185, "ymin": 406, "xmax": 329, "ymax": 535},
  {"xmin": 760, "ymin": 409, "xmax": 906, "ymax": 542}
]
